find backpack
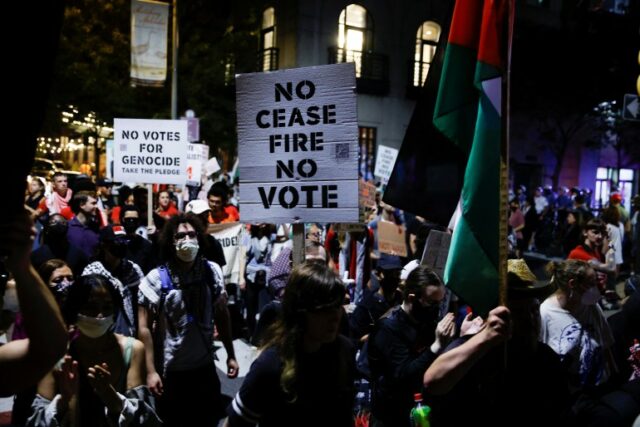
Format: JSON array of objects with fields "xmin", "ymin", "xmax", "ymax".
[{"xmin": 625, "ymin": 275, "xmax": 639, "ymax": 297}]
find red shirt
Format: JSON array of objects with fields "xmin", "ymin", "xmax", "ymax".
[
  {"xmin": 567, "ymin": 244, "xmax": 604, "ymax": 263},
  {"xmin": 208, "ymin": 205, "xmax": 240, "ymax": 224},
  {"xmin": 157, "ymin": 203, "xmax": 180, "ymax": 219}
]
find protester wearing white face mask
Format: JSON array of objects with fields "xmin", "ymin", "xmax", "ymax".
[
  {"xmin": 138, "ymin": 213, "xmax": 238, "ymax": 427},
  {"xmin": 539, "ymin": 260, "xmax": 617, "ymax": 392},
  {"xmin": 28, "ymin": 274, "xmax": 160, "ymax": 426}
]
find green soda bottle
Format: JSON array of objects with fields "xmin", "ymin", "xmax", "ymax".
[{"xmin": 409, "ymin": 393, "xmax": 431, "ymax": 427}]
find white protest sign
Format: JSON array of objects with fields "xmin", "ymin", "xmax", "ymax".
[
  {"xmin": 421, "ymin": 230, "xmax": 451, "ymax": 279},
  {"xmin": 186, "ymin": 143, "xmax": 209, "ymax": 186},
  {"xmin": 206, "ymin": 157, "xmax": 221, "ymax": 176},
  {"xmin": 374, "ymin": 145, "xmax": 399, "ymax": 183},
  {"xmin": 211, "ymin": 223, "xmax": 244, "ymax": 285},
  {"xmin": 236, "ymin": 63, "xmax": 359, "ymax": 223},
  {"xmin": 114, "ymin": 119, "xmax": 188, "ymax": 184}
]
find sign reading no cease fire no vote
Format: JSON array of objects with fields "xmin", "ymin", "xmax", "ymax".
[
  {"xmin": 236, "ymin": 63, "xmax": 359, "ymax": 223},
  {"xmin": 114, "ymin": 118, "xmax": 189, "ymax": 184}
]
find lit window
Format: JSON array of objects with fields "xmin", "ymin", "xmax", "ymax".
[
  {"xmin": 620, "ymin": 168, "xmax": 633, "ymax": 181},
  {"xmin": 595, "ymin": 167, "xmax": 635, "ymax": 209},
  {"xmin": 413, "ymin": 21, "xmax": 440, "ymax": 87},
  {"xmin": 260, "ymin": 7, "xmax": 277, "ymax": 71},
  {"xmin": 337, "ymin": 4, "xmax": 372, "ymax": 78}
]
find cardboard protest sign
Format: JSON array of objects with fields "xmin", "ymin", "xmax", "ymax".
[
  {"xmin": 114, "ymin": 119, "xmax": 188, "ymax": 184},
  {"xmin": 421, "ymin": 229, "xmax": 451, "ymax": 279},
  {"xmin": 359, "ymin": 179, "xmax": 377, "ymax": 222},
  {"xmin": 378, "ymin": 220, "xmax": 407, "ymax": 257},
  {"xmin": 210, "ymin": 223, "xmax": 244, "ymax": 285},
  {"xmin": 236, "ymin": 63, "xmax": 359, "ymax": 223}
]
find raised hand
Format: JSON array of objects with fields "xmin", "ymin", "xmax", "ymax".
[
  {"xmin": 88, "ymin": 362, "xmax": 123, "ymax": 414},
  {"xmin": 87, "ymin": 363, "xmax": 114, "ymax": 398},
  {"xmin": 460, "ymin": 312, "xmax": 486, "ymax": 337},
  {"xmin": 54, "ymin": 355, "xmax": 79, "ymax": 404},
  {"xmin": 432, "ymin": 313, "xmax": 456, "ymax": 353}
]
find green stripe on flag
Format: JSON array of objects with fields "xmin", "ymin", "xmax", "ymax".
[
  {"xmin": 445, "ymin": 215, "xmax": 498, "ymax": 313},
  {"xmin": 434, "ymin": 0, "xmax": 505, "ymax": 315},
  {"xmin": 433, "ymin": 44, "xmax": 479, "ymax": 157}
]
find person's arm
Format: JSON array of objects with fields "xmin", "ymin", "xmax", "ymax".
[
  {"xmin": 0, "ymin": 213, "xmax": 68, "ymax": 397},
  {"xmin": 238, "ymin": 243, "xmax": 247, "ymax": 291},
  {"xmin": 214, "ymin": 294, "xmax": 239, "ymax": 378},
  {"xmin": 423, "ymin": 306, "xmax": 511, "ymax": 395},
  {"xmin": 137, "ymin": 306, "xmax": 163, "ymax": 396}
]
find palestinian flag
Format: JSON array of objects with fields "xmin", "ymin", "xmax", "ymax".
[{"xmin": 433, "ymin": 0, "xmax": 511, "ymax": 315}]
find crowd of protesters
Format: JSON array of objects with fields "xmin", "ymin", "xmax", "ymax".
[{"xmin": 0, "ymin": 171, "xmax": 639, "ymax": 426}]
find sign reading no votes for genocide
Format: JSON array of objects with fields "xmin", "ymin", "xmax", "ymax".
[
  {"xmin": 236, "ymin": 63, "xmax": 359, "ymax": 223},
  {"xmin": 114, "ymin": 118, "xmax": 189, "ymax": 184}
]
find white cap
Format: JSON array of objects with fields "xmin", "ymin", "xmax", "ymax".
[
  {"xmin": 400, "ymin": 259, "xmax": 420, "ymax": 281},
  {"xmin": 185, "ymin": 199, "xmax": 209, "ymax": 215}
]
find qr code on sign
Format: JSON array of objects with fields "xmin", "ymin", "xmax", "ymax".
[
  {"xmin": 335, "ymin": 143, "xmax": 349, "ymax": 160},
  {"xmin": 119, "ymin": 144, "xmax": 128, "ymax": 152}
]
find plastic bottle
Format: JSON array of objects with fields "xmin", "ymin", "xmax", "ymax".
[{"xmin": 409, "ymin": 393, "xmax": 431, "ymax": 427}]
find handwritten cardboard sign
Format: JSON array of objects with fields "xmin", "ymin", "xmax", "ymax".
[{"xmin": 378, "ymin": 220, "xmax": 407, "ymax": 257}]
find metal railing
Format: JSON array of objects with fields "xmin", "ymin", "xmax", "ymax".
[{"xmin": 328, "ymin": 47, "xmax": 389, "ymax": 95}]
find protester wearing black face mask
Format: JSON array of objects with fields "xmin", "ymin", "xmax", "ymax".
[
  {"xmin": 31, "ymin": 214, "xmax": 89, "ymax": 276},
  {"xmin": 367, "ymin": 265, "xmax": 455, "ymax": 427},
  {"xmin": 80, "ymin": 225, "xmax": 144, "ymax": 337},
  {"xmin": 119, "ymin": 205, "xmax": 157, "ymax": 274},
  {"xmin": 350, "ymin": 262, "xmax": 403, "ymax": 345},
  {"xmin": 122, "ymin": 216, "xmax": 140, "ymax": 235}
]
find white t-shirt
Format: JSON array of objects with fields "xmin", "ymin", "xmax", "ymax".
[
  {"xmin": 534, "ymin": 195, "xmax": 549, "ymax": 215},
  {"xmin": 539, "ymin": 296, "xmax": 614, "ymax": 390},
  {"xmin": 606, "ymin": 223, "xmax": 623, "ymax": 265}
]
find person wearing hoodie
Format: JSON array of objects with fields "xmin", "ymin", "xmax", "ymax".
[{"xmin": 31, "ymin": 213, "xmax": 89, "ymax": 275}]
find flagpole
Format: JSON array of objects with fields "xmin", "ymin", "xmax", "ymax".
[
  {"xmin": 171, "ymin": 0, "xmax": 178, "ymax": 121},
  {"xmin": 498, "ymin": 0, "xmax": 514, "ymax": 307}
]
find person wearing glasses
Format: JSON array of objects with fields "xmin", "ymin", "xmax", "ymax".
[
  {"xmin": 367, "ymin": 265, "xmax": 456, "ymax": 427},
  {"xmin": 138, "ymin": 213, "xmax": 238, "ymax": 427},
  {"xmin": 224, "ymin": 262, "xmax": 355, "ymax": 427}
]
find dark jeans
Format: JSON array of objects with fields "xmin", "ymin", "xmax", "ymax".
[
  {"xmin": 245, "ymin": 271, "xmax": 267, "ymax": 336},
  {"xmin": 158, "ymin": 363, "xmax": 225, "ymax": 427}
]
